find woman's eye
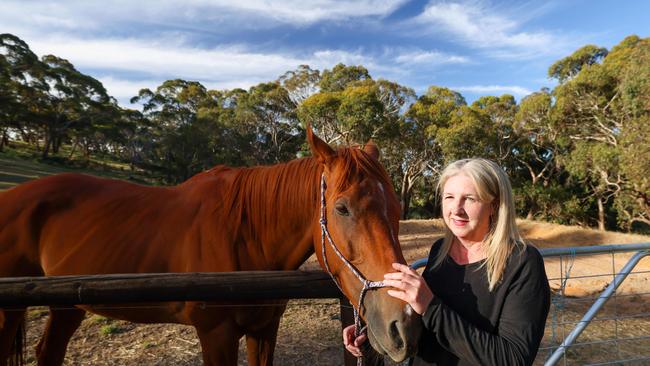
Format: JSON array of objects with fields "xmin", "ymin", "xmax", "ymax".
[{"xmin": 335, "ymin": 203, "xmax": 350, "ymax": 216}]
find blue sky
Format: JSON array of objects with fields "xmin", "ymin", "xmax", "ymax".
[{"xmin": 2, "ymin": 0, "xmax": 648, "ymax": 107}]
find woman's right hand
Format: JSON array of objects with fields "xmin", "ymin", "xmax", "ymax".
[{"xmin": 342, "ymin": 324, "xmax": 367, "ymax": 357}]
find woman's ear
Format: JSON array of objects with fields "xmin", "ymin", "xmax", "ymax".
[
  {"xmin": 307, "ymin": 125, "xmax": 335, "ymax": 164},
  {"xmin": 491, "ymin": 200, "xmax": 499, "ymax": 218}
]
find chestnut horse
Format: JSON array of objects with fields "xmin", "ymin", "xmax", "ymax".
[{"xmin": 0, "ymin": 129, "xmax": 421, "ymax": 366}]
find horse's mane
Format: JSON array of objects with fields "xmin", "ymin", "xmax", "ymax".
[
  {"xmin": 221, "ymin": 146, "xmax": 394, "ymax": 247},
  {"xmin": 223, "ymin": 157, "xmax": 321, "ymax": 244}
]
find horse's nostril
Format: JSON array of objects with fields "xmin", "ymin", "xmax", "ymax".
[{"xmin": 389, "ymin": 320, "xmax": 405, "ymax": 350}]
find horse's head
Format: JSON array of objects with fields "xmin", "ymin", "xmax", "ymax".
[{"xmin": 307, "ymin": 128, "xmax": 422, "ymax": 362}]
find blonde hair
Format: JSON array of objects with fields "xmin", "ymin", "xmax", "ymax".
[{"xmin": 433, "ymin": 158, "xmax": 525, "ymax": 291}]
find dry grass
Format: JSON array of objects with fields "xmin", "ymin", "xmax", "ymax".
[{"xmin": 18, "ymin": 220, "xmax": 650, "ymax": 365}]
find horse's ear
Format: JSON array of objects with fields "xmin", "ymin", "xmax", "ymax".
[
  {"xmin": 307, "ymin": 125, "xmax": 335, "ymax": 163},
  {"xmin": 363, "ymin": 140, "xmax": 380, "ymax": 160}
]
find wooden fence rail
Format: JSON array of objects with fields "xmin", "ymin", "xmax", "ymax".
[
  {"xmin": 0, "ymin": 270, "xmax": 342, "ymax": 306},
  {"xmin": 0, "ymin": 270, "xmax": 358, "ymax": 365}
]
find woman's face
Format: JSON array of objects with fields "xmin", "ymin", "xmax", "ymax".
[{"xmin": 442, "ymin": 174, "xmax": 494, "ymax": 244}]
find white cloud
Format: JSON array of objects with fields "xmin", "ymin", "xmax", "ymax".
[
  {"xmin": 451, "ymin": 85, "xmax": 532, "ymax": 97},
  {"xmin": 414, "ymin": 1, "xmax": 563, "ymax": 58},
  {"xmin": 24, "ymin": 35, "xmax": 414, "ymax": 107},
  {"xmin": 28, "ymin": 36, "xmax": 308, "ymax": 82},
  {"xmin": 1, "ymin": 0, "xmax": 409, "ymax": 33},
  {"xmin": 98, "ymin": 77, "xmax": 162, "ymax": 104},
  {"xmin": 200, "ymin": 0, "xmax": 410, "ymax": 24},
  {"xmin": 394, "ymin": 50, "xmax": 469, "ymax": 65}
]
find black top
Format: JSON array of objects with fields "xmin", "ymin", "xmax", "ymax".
[
  {"xmin": 362, "ymin": 239, "xmax": 550, "ymax": 366},
  {"xmin": 413, "ymin": 239, "xmax": 550, "ymax": 365}
]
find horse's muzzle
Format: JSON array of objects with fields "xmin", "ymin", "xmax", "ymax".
[{"xmin": 364, "ymin": 292, "xmax": 422, "ymax": 362}]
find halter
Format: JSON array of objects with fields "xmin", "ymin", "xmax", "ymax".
[{"xmin": 319, "ymin": 174, "xmax": 386, "ymax": 364}]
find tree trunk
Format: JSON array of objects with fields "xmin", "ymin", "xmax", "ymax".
[
  {"xmin": 0, "ymin": 129, "xmax": 7, "ymax": 152},
  {"xmin": 42, "ymin": 130, "xmax": 52, "ymax": 159},
  {"xmin": 53, "ymin": 135, "xmax": 61, "ymax": 154},
  {"xmin": 597, "ymin": 197, "xmax": 606, "ymax": 231},
  {"xmin": 68, "ymin": 138, "xmax": 79, "ymax": 159},
  {"xmin": 83, "ymin": 140, "xmax": 91, "ymax": 162}
]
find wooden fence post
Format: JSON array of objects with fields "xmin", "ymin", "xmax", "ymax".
[{"xmin": 340, "ymin": 297, "xmax": 358, "ymax": 366}]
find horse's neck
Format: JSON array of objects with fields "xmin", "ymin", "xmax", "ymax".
[{"xmin": 231, "ymin": 158, "xmax": 322, "ymax": 270}]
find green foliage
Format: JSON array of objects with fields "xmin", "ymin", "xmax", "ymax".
[
  {"xmin": 319, "ymin": 63, "xmax": 371, "ymax": 92},
  {"xmin": 234, "ymin": 81, "xmax": 302, "ymax": 164},
  {"xmin": 550, "ymin": 35, "xmax": 650, "ymax": 230},
  {"xmin": 91, "ymin": 315, "xmax": 112, "ymax": 324},
  {"xmin": 548, "ymin": 44, "xmax": 608, "ymax": 82},
  {"xmin": 436, "ymin": 106, "xmax": 495, "ymax": 162},
  {"xmin": 298, "ymin": 92, "xmax": 341, "ymax": 130},
  {"xmin": 406, "ymin": 86, "xmax": 466, "ymax": 136},
  {"xmin": 515, "ymin": 182, "xmax": 583, "ymax": 224},
  {"xmin": 100, "ymin": 324, "xmax": 125, "ymax": 335}
]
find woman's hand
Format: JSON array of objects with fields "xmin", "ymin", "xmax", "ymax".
[
  {"xmin": 384, "ymin": 262, "xmax": 433, "ymax": 315},
  {"xmin": 342, "ymin": 324, "xmax": 367, "ymax": 357}
]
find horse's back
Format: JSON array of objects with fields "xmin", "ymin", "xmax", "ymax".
[{"xmin": 0, "ymin": 173, "xmax": 188, "ymax": 276}]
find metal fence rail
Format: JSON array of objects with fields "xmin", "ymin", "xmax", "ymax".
[{"xmin": 542, "ymin": 247, "xmax": 650, "ymax": 365}]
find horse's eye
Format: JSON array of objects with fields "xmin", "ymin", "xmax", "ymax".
[{"xmin": 335, "ymin": 202, "xmax": 350, "ymax": 216}]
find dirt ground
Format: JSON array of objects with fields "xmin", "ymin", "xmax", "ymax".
[{"xmin": 18, "ymin": 219, "xmax": 650, "ymax": 365}]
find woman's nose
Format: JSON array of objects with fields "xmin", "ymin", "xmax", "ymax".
[{"xmin": 450, "ymin": 200, "xmax": 465, "ymax": 214}]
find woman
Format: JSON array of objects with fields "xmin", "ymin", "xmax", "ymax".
[{"xmin": 343, "ymin": 158, "xmax": 550, "ymax": 365}]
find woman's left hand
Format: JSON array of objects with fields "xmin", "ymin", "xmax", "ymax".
[{"xmin": 383, "ymin": 263, "xmax": 433, "ymax": 315}]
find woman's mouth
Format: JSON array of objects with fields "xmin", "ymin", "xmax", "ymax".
[{"xmin": 451, "ymin": 218, "xmax": 468, "ymax": 226}]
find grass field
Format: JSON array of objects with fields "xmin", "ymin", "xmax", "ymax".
[{"xmin": 0, "ymin": 143, "xmax": 157, "ymax": 190}]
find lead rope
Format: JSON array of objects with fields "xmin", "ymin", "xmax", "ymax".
[{"xmin": 319, "ymin": 174, "xmax": 386, "ymax": 366}]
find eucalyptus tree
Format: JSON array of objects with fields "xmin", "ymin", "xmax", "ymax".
[
  {"xmin": 132, "ymin": 79, "xmax": 219, "ymax": 181},
  {"xmin": 0, "ymin": 50, "xmax": 14, "ymax": 150},
  {"xmin": 613, "ymin": 36, "xmax": 650, "ymax": 229},
  {"xmin": 435, "ymin": 105, "xmax": 499, "ymax": 162},
  {"xmin": 512, "ymin": 89, "xmax": 570, "ymax": 220},
  {"xmin": 319, "ymin": 63, "xmax": 371, "ymax": 92},
  {"xmin": 233, "ymin": 81, "xmax": 301, "ymax": 165},
  {"xmin": 552, "ymin": 35, "xmax": 649, "ymax": 230},
  {"xmin": 548, "ymin": 44, "xmax": 608, "ymax": 83},
  {"xmin": 0, "ymin": 33, "xmax": 46, "ymax": 149},
  {"xmin": 298, "ymin": 64, "xmax": 377, "ymax": 145},
  {"xmin": 401, "ymin": 86, "xmax": 466, "ymax": 217},
  {"xmin": 297, "ymin": 91, "xmax": 342, "ymax": 143},
  {"xmin": 38, "ymin": 55, "xmax": 112, "ymax": 158},
  {"xmin": 277, "ymin": 64, "xmax": 321, "ymax": 104},
  {"xmin": 468, "ymin": 94, "xmax": 519, "ymax": 165},
  {"xmin": 298, "ymin": 71, "xmax": 419, "ymax": 216}
]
